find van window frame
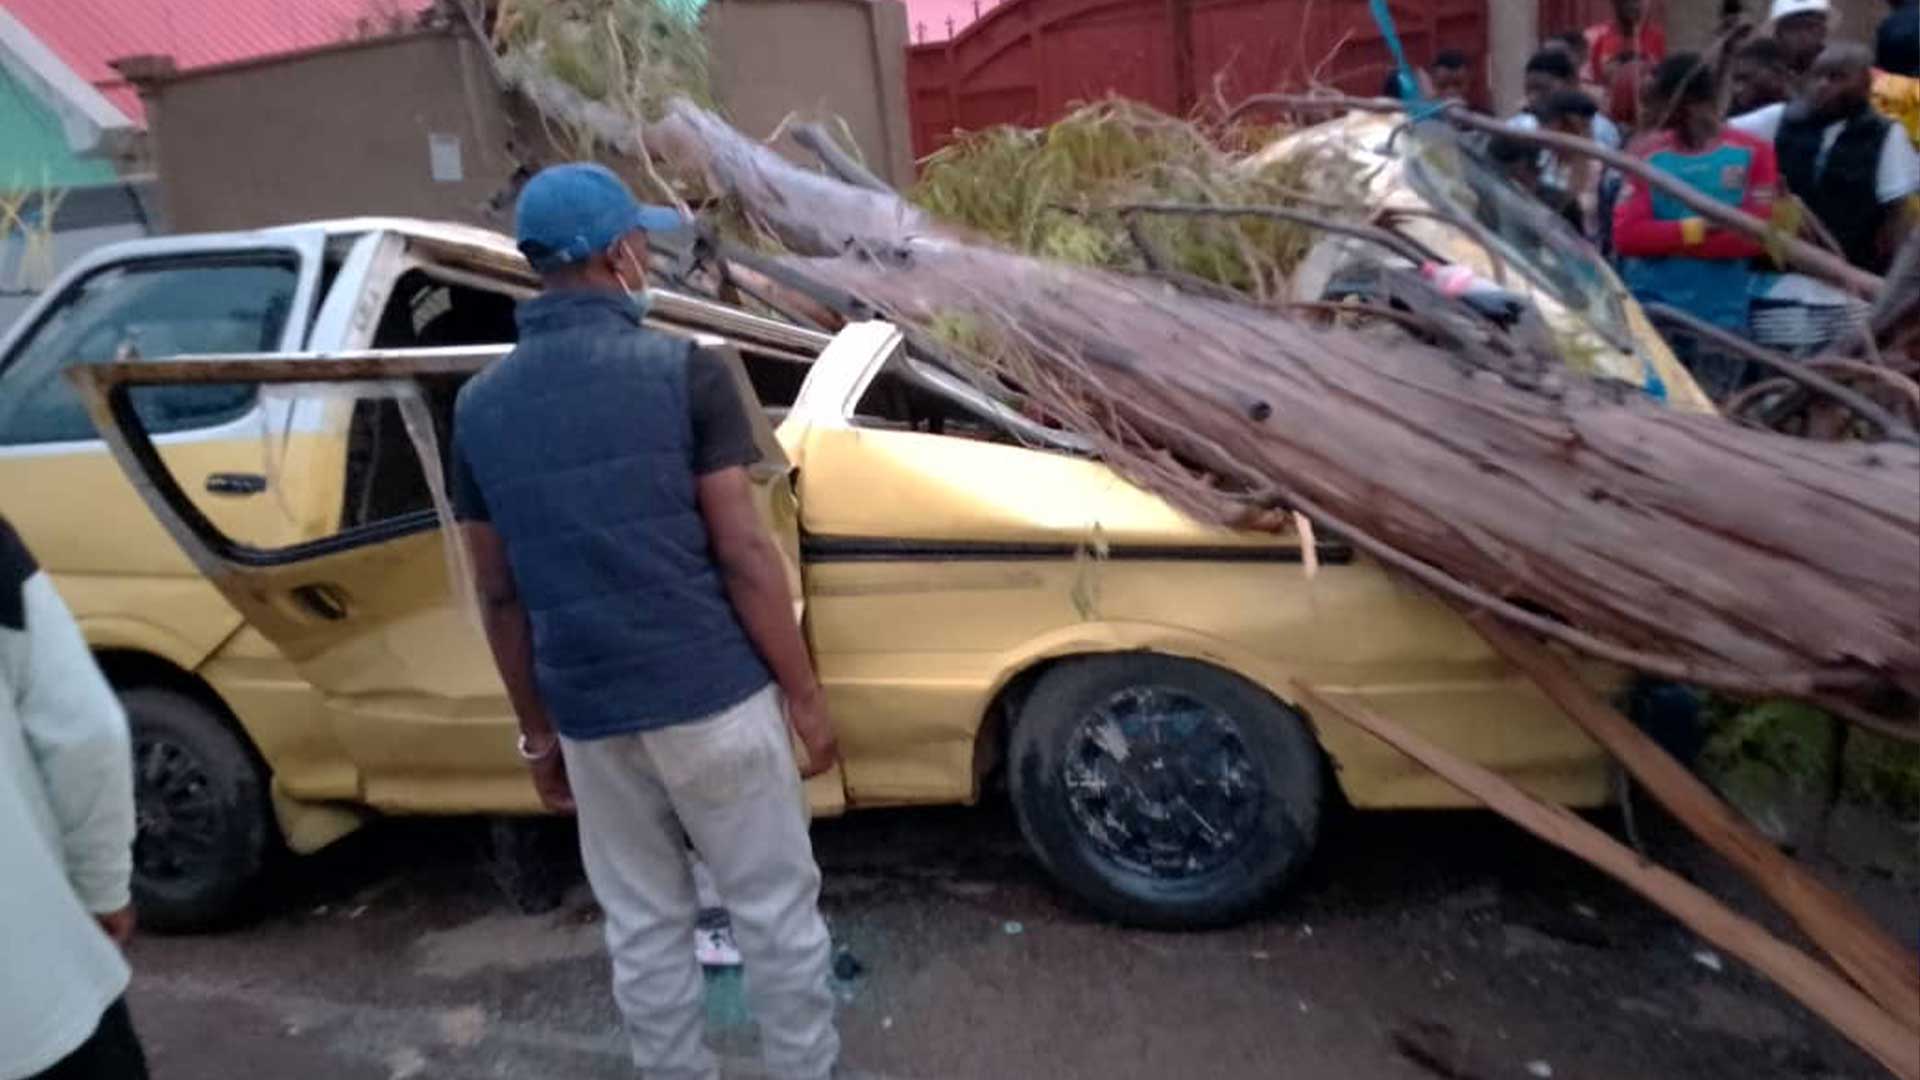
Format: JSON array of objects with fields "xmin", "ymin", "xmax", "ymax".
[{"xmin": 0, "ymin": 250, "xmax": 302, "ymax": 447}]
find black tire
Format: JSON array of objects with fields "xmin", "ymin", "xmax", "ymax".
[
  {"xmin": 486, "ymin": 817, "xmax": 578, "ymax": 915},
  {"xmin": 122, "ymin": 686, "xmax": 272, "ymax": 932},
  {"xmin": 1009, "ymin": 654, "xmax": 1324, "ymax": 928}
]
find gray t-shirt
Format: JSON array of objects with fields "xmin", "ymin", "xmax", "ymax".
[{"xmin": 452, "ymin": 346, "xmax": 760, "ymax": 524}]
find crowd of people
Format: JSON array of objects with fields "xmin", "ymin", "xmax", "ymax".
[{"xmin": 1404, "ymin": 0, "xmax": 1920, "ymax": 400}]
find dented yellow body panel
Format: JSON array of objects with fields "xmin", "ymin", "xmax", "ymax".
[
  {"xmin": 4, "ymin": 426, "xmax": 345, "ymax": 668},
  {"xmin": 791, "ymin": 424, "xmax": 1610, "ymax": 810}
]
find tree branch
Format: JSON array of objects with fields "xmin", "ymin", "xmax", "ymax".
[
  {"xmin": 789, "ymin": 122, "xmax": 894, "ymax": 194},
  {"xmin": 1642, "ymin": 303, "xmax": 1920, "ymax": 446}
]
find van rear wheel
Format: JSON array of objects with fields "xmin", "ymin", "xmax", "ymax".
[
  {"xmin": 123, "ymin": 687, "xmax": 272, "ymax": 932},
  {"xmin": 1010, "ymin": 655, "xmax": 1324, "ymax": 928}
]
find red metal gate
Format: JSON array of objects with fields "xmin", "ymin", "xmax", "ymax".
[
  {"xmin": 1540, "ymin": 0, "xmax": 1612, "ymax": 36},
  {"xmin": 1539, "ymin": 1, "xmax": 1672, "ymax": 42},
  {"xmin": 906, "ymin": 0, "xmax": 1490, "ymax": 158}
]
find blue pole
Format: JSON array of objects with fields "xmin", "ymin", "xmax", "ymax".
[{"xmin": 1368, "ymin": 0, "xmax": 1421, "ymax": 103}]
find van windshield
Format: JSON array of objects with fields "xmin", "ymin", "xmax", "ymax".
[{"xmin": 1399, "ymin": 123, "xmax": 1634, "ymax": 351}]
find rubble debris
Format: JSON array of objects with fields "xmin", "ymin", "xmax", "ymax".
[{"xmin": 1390, "ymin": 1020, "xmax": 1494, "ymax": 1080}]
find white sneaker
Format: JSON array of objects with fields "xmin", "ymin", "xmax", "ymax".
[{"xmin": 696, "ymin": 924, "xmax": 742, "ymax": 967}]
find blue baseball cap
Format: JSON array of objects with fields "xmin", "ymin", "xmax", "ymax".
[{"xmin": 514, "ymin": 163, "xmax": 687, "ymax": 271}]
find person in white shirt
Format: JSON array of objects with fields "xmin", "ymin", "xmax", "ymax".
[
  {"xmin": 1731, "ymin": 42, "xmax": 1920, "ymax": 271},
  {"xmin": 0, "ymin": 517, "xmax": 146, "ymax": 1080},
  {"xmin": 1510, "ymin": 49, "xmax": 1624, "ymax": 150}
]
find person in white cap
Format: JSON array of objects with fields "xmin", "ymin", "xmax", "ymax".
[{"xmin": 1771, "ymin": 0, "xmax": 1835, "ymax": 80}]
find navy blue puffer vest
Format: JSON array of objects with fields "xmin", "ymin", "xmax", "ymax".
[
  {"xmin": 1777, "ymin": 107, "xmax": 1897, "ymax": 273},
  {"xmin": 453, "ymin": 290, "xmax": 770, "ymax": 738}
]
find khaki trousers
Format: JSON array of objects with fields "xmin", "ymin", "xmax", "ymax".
[{"xmin": 561, "ymin": 685, "xmax": 838, "ymax": 1080}]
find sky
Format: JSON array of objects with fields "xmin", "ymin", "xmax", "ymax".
[{"xmin": 903, "ymin": 0, "xmax": 994, "ymax": 42}]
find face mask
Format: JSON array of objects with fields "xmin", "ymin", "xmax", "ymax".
[{"xmin": 607, "ymin": 241, "xmax": 654, "ymax": 318}]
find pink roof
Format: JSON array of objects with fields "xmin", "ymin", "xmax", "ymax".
[{"xmin": 6, "ymin": 0, "xmax": 417, "ymax": 125}]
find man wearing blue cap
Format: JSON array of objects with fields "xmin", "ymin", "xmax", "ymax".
[{"xmin": 449, "ymin": 163, "xmax": 840, "ymax": 1080}]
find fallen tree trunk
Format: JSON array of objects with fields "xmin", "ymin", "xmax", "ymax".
[
  {"xmin": 653, "ymin": 99, "xmax": 1920, "ymax": 715},
  {"xmin": 1293, "ymin": 682, "xmax": 1920, "ymax": 1080}
]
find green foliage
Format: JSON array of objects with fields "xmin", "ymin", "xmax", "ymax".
[
  {"xmin": 496, "ymin": 0, "xmax": 714, "ymax": 127},
  {"xmin": 1702, "ymin": 698, "xmax": 1920, "ymax": 824},
  {"xmin": 925, "ymin": 310, "xmax": 991, "ymax": 354},
  {"xmin": 1703, "ymin": 699, "xmax": 1838, "ymax": 782},
  {"xmin": 1843, "ymin": 730, "xmax": 1920, "ymax": 822},
  {"xmin": 910, "ymin": 100, "xmax": 1342, "ymax": 296}
]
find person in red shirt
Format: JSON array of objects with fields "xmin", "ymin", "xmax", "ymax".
[
  {"xmin": 1615, "ymin": 54, "xmax": 1781, "ymax": 398},
  {"xmin": 1586, "ymin": 0, "xmax": 1668, "ymax": 86}
]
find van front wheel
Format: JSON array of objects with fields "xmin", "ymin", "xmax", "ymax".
[
  {"xmin": 123, "ymin": 687, "xmax": 272, "ymax": 932},
  {"xmin": 1010, "ymin": 655, "xmax": 1324, "ymax": 928}
]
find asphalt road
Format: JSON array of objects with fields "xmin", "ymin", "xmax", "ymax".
[{"xmin": 125, "ymin": 802, "xmax": 1914, "ymax": 1080}]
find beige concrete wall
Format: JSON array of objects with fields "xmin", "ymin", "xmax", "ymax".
[
  {"xmin": 147, "ymin": 31, "xmax": 519, "ymax": 233},
  {"xmin": 1490, "ymin": 1, "xmax": 1542, "ymax": 115},
  {"xmin": 710, "ymin": 0, "xmax": 914, "ymax": 187},
  {"xmin": 1828, "ymin": 0, "xmax": 1891, "ymax": 49},
  {"xmin": 146, "ymin": 5, "xmax": 916, "ymax": 235},
  {"xmin": 1667, "ymin": 0, "xmax": 1889, "ymax": 51}
]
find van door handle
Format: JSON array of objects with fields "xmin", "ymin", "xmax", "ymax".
[
  {"xmin": 289, "ymin": 583, "xmax": 351, "ymax": 621},
  {"xmin": 205, "ymin": 472, "xmax": 267, "ymax": 497}
]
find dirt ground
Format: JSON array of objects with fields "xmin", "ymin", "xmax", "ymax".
[{"xmin": 125, "ymin": 801, "xmax": 1917, "ymax": 1080}]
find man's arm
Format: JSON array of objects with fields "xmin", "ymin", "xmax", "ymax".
[
  {"xmin": 1884, "ymin": 197, "xmax": 1919, "ymax": 266},
  {"xmin": 697, "ymin": 467, "xmax": 837, "ymax": 777},
  {"xmin": 684, "ymin": 346, "xmax": 836, "ymax": 776},
  {"xmin": 10, "ymin": 568, "xmax": 136, "ymax": 940},
  {"xmin": 1876, "ymin": 127, "xmax": 1920, "ymax": 264},
  {"xmin": 463, "ymin": 522, "xmax": 571, "ymax": 811},
  {"xmin": 445, "ymin": 429, "xmax": 569, "ymax": 810},
  {"xmin": 1613, "ymin": 169, "xmax": 1699, "ymax": 256}
]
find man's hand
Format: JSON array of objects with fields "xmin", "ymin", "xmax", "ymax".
[
  {"xmin": 699, "ymin": 466, "xmax": 838, "ymax": 780},
  {"xmin": 95, "ymin": 905, "xmax": 135, "ymax": 946},
  {"xmin": 786, "ymin": 688, "xmax": 839, "ymax": 779},
  {"xmin": 528, "ymin": 749, "xmax": 575, "ymax": 813}
]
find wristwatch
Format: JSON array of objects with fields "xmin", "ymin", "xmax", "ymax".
[{"xmin": 517, "ymin": 732, "xmax": 559, "ymax": 762}]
